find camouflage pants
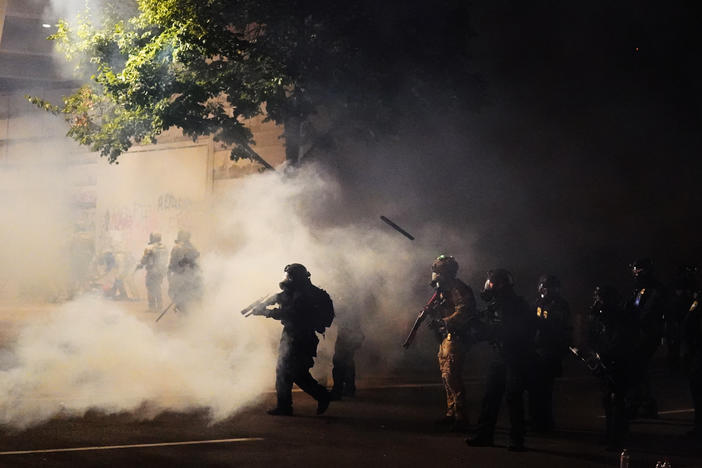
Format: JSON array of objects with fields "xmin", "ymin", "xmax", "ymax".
[
  {"xmin": 438, "ymin": 335, "xmax": 467, "ymax": 420},
  {"xmin": 145, "ymin": 273, "xmax": 164, "ymax": 311}
]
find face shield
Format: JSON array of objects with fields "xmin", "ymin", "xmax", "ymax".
[
  {"xmin": 632, "ymin": 266, "xmax": 647, "ymax": 278},
  {"xmin": 430, "ymin": 271, "xmax": 439, "ymax": 286},
  {"xmin": 538, "ymin": 283, "xmax": 548, "ymax": 299},
  {"xmin": 480, "ymin": 278, "xmax": 495, "ymax": 302},
  {"xmin": 279, "ymin": 271, "xmax": 295, "ymax": 291}
]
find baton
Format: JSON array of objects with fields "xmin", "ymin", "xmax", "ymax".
[
  {"xmin": 380, "ymin": 216, "xmax": 415, "ymax": 240},
  {"xmin": 155, "ymin": 302, "xmax": 174, "ymax": 322}
]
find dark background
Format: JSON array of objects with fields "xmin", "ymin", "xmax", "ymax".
[
  {"xmin": 1, "ymin": 0, "xmax": 700, "ymax": 315},
  {"xmin": 326, "ymin": 0, "xmax": 702, "ymax": 316}
]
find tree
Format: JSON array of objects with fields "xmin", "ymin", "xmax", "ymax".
[{"xmin": 31, "ymin": 0, "xmax": 480, "ymax": 168}]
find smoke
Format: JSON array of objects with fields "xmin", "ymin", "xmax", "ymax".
[
  {"xmin": 0, "ymin": 114, "xmax": 75, "ymax": 301},
  {"xmin": 0, "ymin": 0, "xmax": 481, "ymax": 430},
  {"xmin": 0, "ymin": 150, "xmax": 473, "ymax": 429},
  {"xmin": 0, "ymin": 296, "xmax": 277, "ymax": 428}
]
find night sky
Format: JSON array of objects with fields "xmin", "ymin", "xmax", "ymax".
[{"xmin": 325, "ymin": 0, "xmax": 702, "ymax": 310}]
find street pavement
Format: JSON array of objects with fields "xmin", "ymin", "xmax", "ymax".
[
  {"xmin": 0, "ymin": 370, "xmax": 699, "ymax": 467},
  {"xmin": 0, "ymin": 302, "xmax": 700, "ymax": 467}
]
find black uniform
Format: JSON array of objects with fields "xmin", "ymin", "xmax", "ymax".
[
  {"xmin": 681, "ymin": 292, "xmax": 702, "ymax": 437},
  {"xmin": 469, "ymin": 276, "xmax": 536, "ymax": 451},
  {"xmin": 626, "ymin": 274, "xmax": 667, "ymax": 418},
  {"xmin": 530, "ymin": 294, "xmax": 571, "ymax": 432},
  {"xmin": 330, "ymin": 311, "xmax": 364, "ymax": 400},
  {"xmin": 667, "ymin": 266, "xmax": 698, "ymax": 371},
  {"xmin": 587, "ymin": 286, "xmax": 636, "ymax": 448},
  {"xmin": 264, "ymin": 268, "xmax": 333, "ymax": 415}
]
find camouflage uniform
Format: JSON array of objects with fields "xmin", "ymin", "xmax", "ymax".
[
  {"xmin": 167, "ymin": 231, "xmax": 203, "ymax": 313},
  {"xmin": 436, "ymin": 278, "xmax": 477, "ymax": 423},
  {"xmin": 138, "ymin": 234, "xmax": 168, "ymax": 311}
]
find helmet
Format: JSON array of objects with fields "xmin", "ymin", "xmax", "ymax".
[
  {"xmin": 149, "ymin": 232, "xmax": 162, "ymax": 244},
  {"xmin": 591, "ymin": 285, "xmax": 619, "ymax": 322},
  {"xmin": 592, "ymin": 285, "xmax": 618, "ymax": 306},
  {"xmin": 430, "ymin": 254, "xmax": 458, "ymax": 288},
  {"xmin": 674, "ymin": 264, "xmax": 698, "ymax": 291},
  {"xmin": 432, "ymin": 255, "xmax": 459, "ymax": 276},
  {"xmin": 280, "ymin": 263, "xmax": 311, "ymax": 290},
  {"xmin": 480, "ymin": 268, "xmax": 514, "ymax": 301},
  {"xmin": 629, "ymin": 258, "xmax": 653, "ymax": 279},
  {"xmin": 537, "ymin": 274, "xmax": 560, "ymax": 299},
  {"xmin": 176, "ymin": 230, "xmax": 191, "ymax": 243}
]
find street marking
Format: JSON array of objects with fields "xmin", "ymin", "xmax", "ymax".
[
  {"xmin": 597, "ymin": 408, "xmax": 693, "ymax": 418},
  {"xmin": 658, "ymin": 408, "xmax": 694, "ymax": 415},
  {"xmin": 0, "ymin": 437, "xmax": 264, "ymax": 456}
]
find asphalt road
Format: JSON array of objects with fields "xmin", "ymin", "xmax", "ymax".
[
  {"xmin": 0, "ymin": 303, "xmax": 699, "ymax": 467},
  {"xmin": 0, "ymin": 366, "xmax": 699, "ymax": 467}
]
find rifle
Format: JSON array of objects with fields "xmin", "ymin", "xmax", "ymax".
[
  {"xmin": 569, "ymin": 346, "xmax": 614, "ymax": 384},
  {"xmin": 155, "ymin": 302, "xmax": 174, "ymax": 322},
  {"xmin": 240, "ymin": 294, "xmax": 278, "ymax": 317},
  {"xmin": 402, "ymin": 291, "xmax": 446, "ymax": 349}
]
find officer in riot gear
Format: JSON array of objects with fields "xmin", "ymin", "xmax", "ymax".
[
  {"xmin": 586, "ymin": 285, "xmax": 636, "ymax": 449},
  {"xmin": 466, "ymin": 269, "xmax": 535, "ymax": 451},
  {"xmin": 626, "ymin": 258, "xmax": 667, "ymax": 419},
  {"xmin": 137, "ymin": 232, "xmax": 168, "ymax": 311},
  {"xmin": 167, "ymin": 230, "xmax": 203, "ymax": 313},
  {"xmin": 330, "ymin": 309, "xmax": 365, "ymax": 401},
  {"xmin": 681, "ymin": 289, "xmax": 702, "ymax": 438},
  {"xmin": 425, "ymin": 255, "xmax": 478, "ymax": 432},
  {"xmin": 529, "ymin": 274, "xmax": 572, "ymax": 432},
  {"xmin": 248, "ymin": 263, "xmax": 333, "ymax": 416},
  {"xmin": 667, "ymin": 265, "xmax": 698, "ymax": 371}
]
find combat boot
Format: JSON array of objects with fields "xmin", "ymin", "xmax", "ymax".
[
  {"xmin": 450, "ymin": 419, "xmax": 469, "ymax": 433},
  {"xmin": 508, "ymin": 442, "xmax": 527, "ymax": 452},
  {"xmin": 465, "ymin": 434, "xmax": 494, "ymax": 447},
  {"xmin": 435, "ymin": 415, "xmax": 455, "ymax": 426},
  {"xmin": 266, "ymin": 407, "xmax": 293, "ymax": 416},
  {"xmin": 316, "ymin": 392, "xmax": 331, "ymax": 415}
]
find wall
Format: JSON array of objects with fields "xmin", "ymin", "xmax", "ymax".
[{"xmin": 0, "ymin": 88, "xmax": 285, "ymax": 301}]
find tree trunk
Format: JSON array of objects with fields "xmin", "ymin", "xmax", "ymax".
[{"xmin": 283, "ymin": 115, "xmax": 302, "ymax": 165}]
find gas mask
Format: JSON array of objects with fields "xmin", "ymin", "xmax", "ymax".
[{"xmin": 480, "ymin": 278, "xmax": 495, "ymax": 302}]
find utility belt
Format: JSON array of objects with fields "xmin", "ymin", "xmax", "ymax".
[{"xmin": 443, "ymin": 331, "xmax": 470, "ymax": 343}]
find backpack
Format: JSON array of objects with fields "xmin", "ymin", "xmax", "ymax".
[{"xmin": 311, "ymin": 287, "xmax": 335, "ymax": 333}]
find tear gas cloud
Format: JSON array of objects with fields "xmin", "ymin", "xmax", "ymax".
[
  {"xmin": 1, "ymin": 0, "xmax": 477, "ymax": 429},
  {"xmin": 0, "ymin": 140, "xmax": 472, "ymax": 429},
  {"xmin": 0, "ymin": 160, "xmax": 72, "ymax": 301}
]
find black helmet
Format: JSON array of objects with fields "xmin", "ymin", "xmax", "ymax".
[
  {"xmin": 430, "ymin": 254, "xmax": 459, "ymax": 288},
  {"xmin": 480, "ymin": 268, "xmax": 514, "ymax": 301},
  {"xmin": 593, "ymin": 285, "xmax": 618, "ymax": 306},
  {"xmin": 149, "ymin": 232, "xmax": 162, "ymax": 244},
  {"xmin": 537, "ymin": 274, "xmax": 560, "ymax": 299},
  {"xmin": 674, "ymin": 264, "xmax": 699, "ymax": 291},
  {"xmin": 280, "ymin": 263, "xmax": 311, "ymax": 290},
  {"xmin": 629, "ymin": 258, "xmax": 653, "ymax": 278},
  {"xmin": 591, "ymin": 285, "xmax": 620, "ymax": 321},
  {"xmin": 176, "ymin": 230, "xmax": 191, "ymax": 243}
]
